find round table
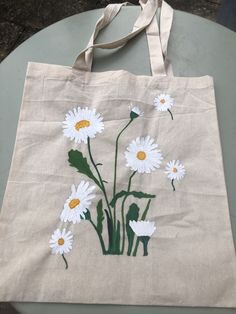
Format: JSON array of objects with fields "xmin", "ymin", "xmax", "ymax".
[{"xmin": 0, "ymin": 6, "xmax": 236, "ymax": 314}]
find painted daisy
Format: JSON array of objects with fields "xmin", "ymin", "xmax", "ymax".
[
  {"xmin": 49, "ymin": 228, "xmax": 73, "ymax": 255},
  {"xmin": 165, "ymin": 160, "xmax": 186, "ymax": 191},
  {"xmin": 130, "ymin": 105, "xmax": 144, "ymax": 120},
  {"xmin": 125, "ymin": 136, "xmax": 163, "ymax": 174},
  {"xmin": 62, "ymin": 107, "xmax": 104, "ymax": 144},
  {"xmin": 129, "ymin": 220, "xmax": 156, "ymax": 256},
  {"xmin": 49, "ymin": 228, "xmax": 73, "ymax": 269},
  {"xmin": 60, "ymin": 182, "xmax": 96, "ymax": 224},
  {"xmin": 153, "ymin": 93, "xmax": 174, "ymax": 120},
  {"xmin": 129, "ymin": 220, "xmax": 156, "ymax": 237}
]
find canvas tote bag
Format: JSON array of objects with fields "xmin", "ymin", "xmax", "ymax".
[{"xmin": 0, "ymin": 0, "xmax": 236, "ymax": 307}]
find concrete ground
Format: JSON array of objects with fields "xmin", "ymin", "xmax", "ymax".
[{"xmin": 0, "ymin": 0, "xmax": 222, "ymax": 62}]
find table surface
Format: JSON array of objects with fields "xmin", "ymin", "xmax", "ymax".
[{"xmin": 0, "ymin": 6, "xmax": 236, "ymax": 314}]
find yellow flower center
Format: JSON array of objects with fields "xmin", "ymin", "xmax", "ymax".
[
  {"xmin": 58, "ymin": 238, "xmax": 65, "ymax": 246},
  {"xmin": 137, "ymin": 151, "xmax": 146, "ymax": 160},
  {"xmin": 75, "ymin": 119, "xmax": 90, "ymax": 131},
  {"xmin": 160, "ymin": 99, "xmax": 166, "ymax": 104},
  {"xmin": 69, "ymin": 198, "xmax": 80, "ymax": 209},
  {"xmin": 173, "ymin": 167, "xmax": 178, "ymax": 173}
]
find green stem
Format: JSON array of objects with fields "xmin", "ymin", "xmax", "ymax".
[
  {"xmin": 140, "ymin": 236, "xmax": 150, "ymax": 256},
  {"xmin": 168, "ymin": 109, "xmax": 173, "ymax": 120},
  {"xmin": 87, "ymin": 138, "xmax": 113, "ymax": 221},
  {"xmin": 88, "ymin": 218, "xmax": 107, "ymax": 254},
  {"xmin": 62, "ymin": 254, "xmax": 68, "ymax": 269},
  {"xmin": 113, "ymin": 119, "xmax": 133, "ymax": 225},
  {"xmin": 132, "ymin": 239, "xmax": 139, "ymax": 257},
  {"xmin": 171, "ymin": 179, "xmax": 175, "ymax": 191},
  {"xmin": 132, "ymin": 199, "xmax": 151, "ymax": 257},
  {"xmin": 121, "ymin": 171, "xmax": 136, "ymax": 254},
  {"xmin": 140, "ymin": 199, "xmax": 152, "ymax": 220}
]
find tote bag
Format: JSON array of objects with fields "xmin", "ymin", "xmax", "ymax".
[{"xmin": 0, "ymin": 0, "xmax": 236, "ymax": 307}]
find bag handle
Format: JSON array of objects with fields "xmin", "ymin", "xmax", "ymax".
[
  {"xmin": 139, "ymin": 0, "xmax": 165, "ymax": 76},
  {"xmin": 73, "ymin": 0, "xmax": 159, "ymax": 72},
  {"xmin": 160, "ymin": 0, "xmax": 173, "ymax": 59},
  {"xmin": 81, "ymin": 2, "xmax": 131, "ymax": 72},
  {"xmin": 138, "ymin": 0, "xmax": 173, "ymax": 76}
]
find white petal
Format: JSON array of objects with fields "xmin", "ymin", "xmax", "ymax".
[
  {"xmin": 125, "ymin": 136, "xmax": 163, "ymax": 174},
  {"xmin": 62, "ymin": 107, "xmax": 104, "ymax": 144}
]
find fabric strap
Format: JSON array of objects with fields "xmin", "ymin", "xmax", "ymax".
[
  {"xmin": 138, "ymin": 0, "xmax": 173, "ymax": 76},
  {"xmin": 82, "ymin": 2, "xmax": 130, "ymax": 73},
  {"xmin": 73, "ymin": 0, "xmax": 158, "ymax": 71},
  {"xmin": 160, "ymin": 0, "xmax": 174, "ymax": 75},
  {"xmin": 73, "ymin": 0, "xmax": 173, "ymax": 76},
  {"xmin": 138, "ymin": 0, "xmax": 165, "ymax": 76}
]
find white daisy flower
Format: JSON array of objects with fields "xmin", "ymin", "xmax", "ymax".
[
  {"xmin": 125, "ymin": 136, "xmax": 163, "ymax": 174},
  {"xmin": 60, "ymin": 182, "xmax": 96, "ymax": 224},
  {"xmin": 62, "ymin": 107, "xmax": 104, "ymax": 144},
  {"xmin": 165, "ymin": 160, "xmax": 186, "ymax": 181},
  {"xmin": 165, "ymin": 160, "xmax": 186, "ymax": 191},
  {"xmin": 129, "ymin": 220, "xmax": 156, "ymax": 237},
  {"xmin": 49, "ymin": 228, "xmax": 73, "ymax": 255},
  {"xmin": 130, "ymin": 105, "xmax": 144, "ymax": 119},
  {"xmin": 153, "ymin": 93, "xmax": 174, "ymax": 120},
  {"xmin": 154, "ymin": 93, "xmax": 174, "ymax": 111}
]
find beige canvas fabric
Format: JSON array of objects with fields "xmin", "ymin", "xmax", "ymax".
[{"xmin": 0, "ymin": 0, "xmax": 236, "ymax": 307}]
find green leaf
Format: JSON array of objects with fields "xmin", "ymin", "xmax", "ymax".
[
  {"xmin": 68, "ymin": 150, "xmax": 101, "ymax": 187},
  {"xmin": 126, "ymin": 203, "xmax": 139, "ymax": 256},
  {"xmin": 96, "ymin": 199, "xmax": 104, "ymax": 234},
  {"xmin": 115, "ymin": 220, "xmax": 121, "ymax": 254},
  {"xmin": 104, "ymin": 209, "xmax": 113, "ymax": 252},
  {"xmin": 110, "ymin": 190, "xmax": 156, "ymax": 208}
]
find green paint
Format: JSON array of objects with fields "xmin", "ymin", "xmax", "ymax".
[
  {"xmin": 105, "ymin": 209, "xmax": 113, "ymax": 253},
  {"xmin": 139, "ymin": 236, "xmax": 150, "ymax": 256},
  {"xmin": 121, "ymin": 171, "xmax": 136, "ymax": 254},
  {"xmin": 110, "ymin": 190, "xmax": 155, "ymax": 208},
  {"xmin": 167, "ymin": 108, "xmax": 174, "ymax": 120},
  {"xmin": 132, "ymin": 238, "xmax": 140, "ymax": 257},
  {"xmin": 87, "ymin": 138, "xmax": 113, "ymax": 223},
  {"xmin": 96, "ymin": 199, "xmax": 104, "ymax": 234},
  {"xmin": 113, "ymin": 119, "xmax": 133, "ymax": 200},
  {"xmin": 132, "ymin": 199, "xmax": 152, "ymax": 256},
  {"xmin": 88, "ymin": 217, "xmax": 106, "ymax": 254},
  {"xmin": 126, "ymin": 203, "xmax": 139, "ymax": 256},
  {"xmin": 130, "ymin": 110, "xmax": 139, "ymax": 120},
  {"xmin": 115, "ymin": 220, "xmax": 121, "ymax": 254},
  {"xmin": 84, "ymin": 209, "xmax": 91, "ymax": 220},
  {"xmin": 68, "ymin": 149, "xmax": 101, "ymax": 188},
  {"xmin": 140, "ymin": 199, "xmax": 152, "ymax": 220},
  {"xmin": 113, "ymin": 118, "xmax": 133, "ymax": 235},
  {"xmin": 67, "ymin": 118, "xmax": 156, "ymax": 258},
  {"xmin": 62, "ymin": 254, "xmax": 68, "ymax": 269},
  {"xmin": 171, "ymin": 179, "xmax": 176, "ymax": 191}
]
